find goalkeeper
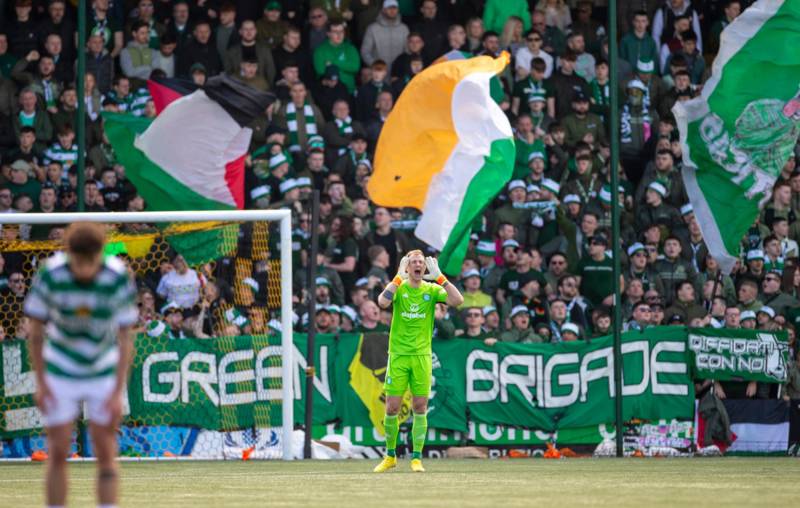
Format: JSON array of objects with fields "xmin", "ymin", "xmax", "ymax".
[
  {"xmin": 373, "ymin": 250, "xmax": 463, "ymax": 473},
  {"xmin": 24, "ymin": 223, "xmax": 138, "ymax": 508}
]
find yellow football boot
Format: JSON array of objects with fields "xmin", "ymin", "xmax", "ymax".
[
  {"xmin": 410, "ymin": 458, "xmax": 425, "ymax": 472},
  {"xmin": 373, "ymin": 456, "xmax": 397, "ymax": 473}
]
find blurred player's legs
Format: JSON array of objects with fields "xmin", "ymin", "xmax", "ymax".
[
  {"xmin": 45, "ymin": 423, "xmax": 72, "ymax": 507},
  {"xmin": 90, "ymin": 421, "xmax": 120, "ymax": 506}
]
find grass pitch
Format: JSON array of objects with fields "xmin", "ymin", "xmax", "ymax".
[{"xmin": 1, "ymin": 457, "xmax": 798, "ymax": 507}]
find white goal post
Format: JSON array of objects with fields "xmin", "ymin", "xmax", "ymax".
[{"xmin": 0, "ymin": 210, "xmax": 294, "ymax": 460}]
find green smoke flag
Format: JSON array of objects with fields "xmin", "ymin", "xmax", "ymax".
[{"xmin": 673, "ymin": 0, "xmax": 800, "ymax": 274}]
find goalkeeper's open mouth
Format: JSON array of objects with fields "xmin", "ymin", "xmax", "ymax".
[{"xmin": 411, "ymin": 268, "xmax": 424, "ymax": 278}]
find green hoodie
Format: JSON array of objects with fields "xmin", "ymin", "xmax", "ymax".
[{"xmin": 313, "ymin": 40, "xmax": 361, "ymax": 93}]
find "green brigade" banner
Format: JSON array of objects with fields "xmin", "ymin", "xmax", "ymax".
[
  {"xmin": 674, "ymin": 0, "xmax": 800, "ymax": 273},
  {"xmin": 0, "ymin": 327, "xmax": 790, "ymax": 438}
]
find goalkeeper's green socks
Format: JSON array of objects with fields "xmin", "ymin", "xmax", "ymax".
[
  {"xmin": 411, "ymin": 412, "xmax": 428, "ymax": 460},
  {"xmin": 384, "ymin": 414, "xmax": 399, "ymax": 457}
]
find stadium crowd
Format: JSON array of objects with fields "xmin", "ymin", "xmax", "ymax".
[{"xmin": 0, "ymin": 0, "xmax": 799, "ymax": 398}]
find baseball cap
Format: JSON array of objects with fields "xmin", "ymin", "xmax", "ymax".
[
  {"xmin": 757, "ymin": 306, "xmax": 776, "ymax": 319},
  {"xmin": 508, "ymin": 179, "xmax": 526, "ymax": 192},
  {"xmin": 383, "ymin": 0, "xmax": 399, "ymax": 8},
  {"xmin": 563, "ymin": 194, "xmax": 581, "ymax": 205},
  {"xmin": 561, "ymin": 322, "xmax": 580, "ymax": 335},
  {"xmin": 627, "ymin": 242, "xmax": 646, "ymax": 257},
  {"xmin": 315, "ymin": 276, "xmax": 331, "ymax": 287},
  {"xmin": 476, "ymin": 240, "xmax": 496, "ymax": 257},
  {"xmin": 573, "ymin": 90, "xmax": 589, "ymax": 102},
  {"xmin": 461, "ymin": 269, "xmax": 481, "ymax": 279},
  {"xmin": 161, "ymin": 301, "xmax": 182, "ymax": 315},
  {"xmin": 590, "ymin": 233, "xmax": 608, "ymax": 246},
  {"xmin": 527, "ymin": 151, "xmax": 546, "ymax": 163},
  {"xmin": 680, "ymin": 203, "xmax": 694, "ymax": 216},
  {"xmin": 265, "ymin": 0, "xmax": 281, "ymax": 11},
  {"xmin": 746, "ymin": 249, "xmax": 765, "ymax": 262},
  {"xmin": 482, "ymin": 305, "xmax": 498, "ymax": 316},
  {"xmin": 541, "ymin": 178, "xmax": 560, "ymax": 195},
  {"xmin": 647, "ymin": 181, "xmax": 667, "ymax": 198},
  {"xmin": 636, "ymin": 58, "xmax": 655, "ymax": 74},
  {"xmin": 323, "ymin": 64, "xmax": 340, "ymax": 80},
  {"xmin": 740, "ymin": 310, "xmax": 757, "ymax": 322},
  {"xmin": 510, "ymin": 305, "xmax": 529, "ymax": 319},
  {"xmin": 502, "ymin": 239, "xmax": 520, "ymax": 250}
]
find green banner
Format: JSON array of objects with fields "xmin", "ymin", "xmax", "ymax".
[
  {"xmin": 466, "ymin": 327, "xmax": 695, "ymax": 431},
  {"xmin": 0, "ymin": 327, "xmax": 786, "ymax": 439},
  {"xmin": 127, "ymin": 335, "xmax": 282, "ymax": 431},
  {"xmin": 688, "ymin": 328, "xmax": 790, "ymax": 383}
]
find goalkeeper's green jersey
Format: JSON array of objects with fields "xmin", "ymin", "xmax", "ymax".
[{"xmin": 389, "ymin": 281, "xmax": 448, "ymax": 355}]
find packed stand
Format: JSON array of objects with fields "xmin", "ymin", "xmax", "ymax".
[{"xmin": 0, "ymin": 0, "xmax": 799, "ymax": 398}]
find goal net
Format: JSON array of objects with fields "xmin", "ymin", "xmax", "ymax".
[{"xmin": 0, "ymin": 210, "xmax": 294, "ymax": 460}]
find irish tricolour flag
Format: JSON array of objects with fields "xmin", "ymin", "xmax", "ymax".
[
  {"xmin": 674, "ymin": 0, "xmax": 800, "ymax": 274},
  {"xmin": 368, "ymin": 53, "xmax": 514, "ymax": 275},
  {"xmin": 104, "ymin": 75, "xmax": 274, "ymax": 210}
]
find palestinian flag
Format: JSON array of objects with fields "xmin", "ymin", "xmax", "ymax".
[
  {"xmin": 104, "ymin": 75, "xmax": 274, "ymax": 210},
  {"xmin": 147, "ymin": 76, "xmax": 199, "ymax": 115},
  {"xmin": 673, "ymin": 0, "xmax": 800, "ymax": 274},
  {"xmin": 367, "ymin": 53, "xmax": 514, "ymax": 275}
]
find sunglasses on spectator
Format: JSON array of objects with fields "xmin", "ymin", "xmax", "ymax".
[
  {"xmin": 636, "ymin": 306, "xmax": 652, "ymax": 313},
  {"xmin": 646, "ymin": 295, "xmax": 661, "ymax": 302}
]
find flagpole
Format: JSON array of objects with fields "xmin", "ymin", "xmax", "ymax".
[
  {"xmin": 304, "ymin": 190, "xmax": 320, "ymax": 459},
  {"xmin": 76, "ymin": 0, "xmax": 87, "ymax": 212},
  {"xmin": 608, "ymin": 0, "xmax": 624, "ymax": 458}
]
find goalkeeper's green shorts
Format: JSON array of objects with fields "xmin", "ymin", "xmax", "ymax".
[{"xmin": 384, "ymin": 354, "xmax": 432, "ymax": 397}]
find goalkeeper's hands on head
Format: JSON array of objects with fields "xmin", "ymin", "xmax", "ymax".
[
  {"xmin": 392, "ymin": 255, "xmax": 410, "ymax": 286},
  {"xmin": 423, "ymin": 256, "xmax": 448, "ymax": 285}
]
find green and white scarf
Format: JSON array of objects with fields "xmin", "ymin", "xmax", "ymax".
[
  {"xmin": 286, "ymin": 102, "xmax": 317, "ymax": 153},
  {"xmin": 335, "ymin": 116, "xmax": 353, "ymax": 155}
]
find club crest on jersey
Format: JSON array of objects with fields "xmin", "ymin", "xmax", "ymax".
[
  {"xmin": 75, "ymin": 307, "xmax": 91, "ymax": 318},
  {"xmin": 423, "ymin": 294, "xmax": 430, "ymax": 301}
]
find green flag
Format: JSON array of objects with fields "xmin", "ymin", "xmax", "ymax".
[{"xmin": 673, "ymin": 0, "xmax": 800, "ymax": 273}]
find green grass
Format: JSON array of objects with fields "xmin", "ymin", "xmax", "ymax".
[{"xmin": 1, "ymin": 458, "xmax": 798, "ymax": 507}]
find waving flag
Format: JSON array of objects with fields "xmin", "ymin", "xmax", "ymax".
[
  {"xmin": 104, "ymin": 75, "xmax": 274, "ymax": 210},
  {"xmin": 368, "ymin": 53, "xmax": 514, "ymax": 275},
  {"xmin": 673, "ymin": 0, "xmax": 800, "ymax": 274}
]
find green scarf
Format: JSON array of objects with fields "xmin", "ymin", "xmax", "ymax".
[
  {"xmin": 335, "ymin": 116, "xmax": 353, "ymax": 155},
  {"xmin": 286, "ymin": 102, "xmax": 317, "ymax": 153}
]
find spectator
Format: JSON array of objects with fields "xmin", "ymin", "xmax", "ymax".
[
  {"xmin": 274, "ymin": 27, "xmax": 314, "ymax": 86},
  {"xmin": 88, "ymin": 0, "xmax": 124, "ymax": 58},
  {"xmin": 620, "ymin": 10, "xmax": 659, "ymax": 71},
  {"xmin": 561, "ymin": 322, "xmax": 580, "ymax": 342},
  {"xmin": 500, "ymin": 306, "xmax": 544, "ymax": 343},
  {"xmin": 224, "ymin": 20, "xmax": 276, "ymax": 87},
  {"xmin": 127, "ymin": 0, "xmax": 165, "ymax": 50},
  {"xmin": 534, "ymin": 0, "xmax": 571, "ymax": 33},
  {"xmin": 276, "ymin": 82, "xmax": 325, "ymax": 155},
  {"xmin": 234, "ymin": 58, "xmax": 269, "ymax": 91},
  {"xmin": 483, "ymin": 0, "xmax": 531, "ymax": 35},
  {"xmin": 156, "ymin": 254, "xmax": 205, "ymax": 310},
  {"xmin": 11, "ymin": 52, "xmax": 61, "ymax": 114},
  {"xmin": 625, "ymin": 301, "xmax": 653, "ymax": 331},
  {"xmin": 215, "ymin": 3, "xmax": 238, "ymax": 59},
  {"xmin": 323, "ymin": 214, "xmax": 359, "ymax": 291},
  {"xmin": 546, "ymin": 51, "xmax": 589, "ymax": 121},
  {"xmin": 361, "ymin": 0, "xmax": 409, "ymax": 69},
  {"xmin": 306, "ymin": 7, "xmax": 330, "ymax": 52},
  {"xmin": 458, "ymin": 307, "xmax": 494, "ymax": 344},
  {"xmin": 664, "ymin": 30, "xmax": 704, "ymax": 83},
  {"xmin": 176, "ymin": 19, "xmax": 221, "ymax": 78},
  {"xmin": 365, "ymin": 90, "xmax": 393, "ymax": 147},
  {"xmin": 165, "ymin": 0, "xmax": 193, "ymax": 51},
  {"xmin": 36, "ymin": 0, "xmax": 76, "ymax": 62},
  {"xmin": 313, "ymin": 20, "xmax": 361, "ymax": 94},
  {"xmin": 458, "ymin": 269, "xmax": 492, "ymax": 310},
  {"xmin": 762, "ymin": 271, "xmax": 798, "ymax": 317},
  {"xmin": 571, "ymin": 1, "xmax": 605, "ymax": 55},
  {"xmin": 709, "ymin": 1, "xmax": 742, "ymax": 56},
  {"xmin": 152, "ymin": 32, "xmax": 178, "ymax": 78},
  {"xmin": 562, "ymin": 91, "xmax": 605, "ymax": 149},
  {"xmin": 6, "ymin": 160, "xmax": 41, "ymax": 202},
  {"xmin": 652, "ymin": 0, "xmax": 703, "ymax": 55},
  {"xmin": 256, "ymin": 1, "xmax": 290, "ymax": 49},
  {"xmin": 665, "ymin": 280, "xmax": 706, "ymax": 323},
  {"xmin": 515, "ymin": 32, "xmax": 553, "ymax": 81},
  {"xmin": 737, "ymin": 277, "xmax": 763, "ymax": 312},
  {"xmin": 7, "ymin": 0, "xmax": 39, "ymax": 59},
  {"xmin": 120, "ymin": 20, "xmax": 158, "ymax": 81},
  {"xmin": 358, "ymin": 300, "xmax": 389, "ymax": 332},
  {"xmin": 322, "ymin": 100, "xmax": 365, "ymax": 164},
  {"xmin": 464, "ymin": 18, "xmax": 485, "ymax": 55},
  {"xmin": 556, "ymin": 274, "xmax": 592, "ymax": 332},
  {"xmin": 412, "ymin": 0, "xmax": 446, "ymax": 62},
  {"xmin": 564, "ymin": 32, "xmax": 595, "ymax": 82},
  {"xmin": 85, "ymin": 32, "xmax": 114, "ymax": 94},
  {"xmin": 577, "ymin": 234, "xmax": 616, "ymax": 307}
]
